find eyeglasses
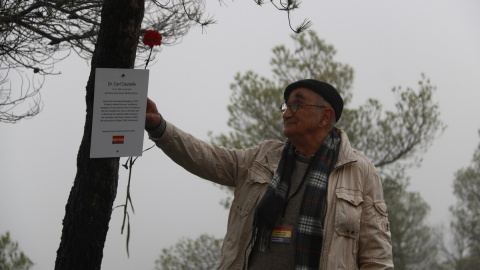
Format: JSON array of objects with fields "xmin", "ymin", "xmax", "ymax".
[{"xmin": 279, "ymin": 101, "xmax": 326, "ymax": 113}]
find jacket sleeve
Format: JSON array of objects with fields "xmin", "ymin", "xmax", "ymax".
[
  {"xmin": 148, "ymin": 121, "xmax": 257, "ymax": 187},
  {"xmin": 358, "ymin": 160, "xmax": 394, "ymax": 269}
]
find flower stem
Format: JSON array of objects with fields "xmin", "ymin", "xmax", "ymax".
[
  {"xmin": 144, "ymin": 47, "xmax": 153, "ymax": 69},
  {"xmin": 121, "ymin": 156, "xmax": 135, "ymax": 257}
]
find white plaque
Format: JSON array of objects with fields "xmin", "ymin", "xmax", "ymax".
[{"xmin": 90, "ymin": 68, "xmax": 149, "ymax": 158}]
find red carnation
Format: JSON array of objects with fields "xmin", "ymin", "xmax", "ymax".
[{"xmin": 143, "ymin": 30, "xmax": 162, "ymax": 48}]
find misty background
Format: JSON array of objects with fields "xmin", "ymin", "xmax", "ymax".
[{"xmin": 1, "ymin": 1, "xmax": 479, "ymax": 269}]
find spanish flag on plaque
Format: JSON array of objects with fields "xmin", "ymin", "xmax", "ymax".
[{"xmin": 112, "ymin": 135, "xmax": 124, "ymax": 144}]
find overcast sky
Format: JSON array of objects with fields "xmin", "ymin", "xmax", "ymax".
[{"xmin": 1, "ymin": 1, "xmax": 480, "ymax": 269}]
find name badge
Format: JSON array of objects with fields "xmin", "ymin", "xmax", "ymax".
[{"xmin": 271, "ymin": 226, "xmax": 292, "ymax": 243}]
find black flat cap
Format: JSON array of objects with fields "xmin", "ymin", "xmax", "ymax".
[{"xmin": 284, "ymin": 79, "xmax": 344, "ymax": 121}]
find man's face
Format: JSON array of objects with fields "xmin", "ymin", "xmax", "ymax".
[{"xmin": 282, "ymin": 88, "xmax": 324, "ymax": 140}]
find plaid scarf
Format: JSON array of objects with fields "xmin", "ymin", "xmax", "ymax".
[{"xmin": 252, "ymin": 129, "xmax": 340, "ymax": 270}]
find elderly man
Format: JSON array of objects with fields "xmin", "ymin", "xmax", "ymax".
[{"xmin": 145, "ymin": 79, "xmax": 393, "ymax": 269}]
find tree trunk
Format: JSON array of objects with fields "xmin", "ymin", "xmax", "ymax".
[{"xmin": 55, "ymin": 1, "xmax": 145, "ymax": 269}]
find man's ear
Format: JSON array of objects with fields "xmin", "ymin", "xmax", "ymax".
[{"xmin": 320, "ymin": 108, "xmax": 335, "ymax": 127}]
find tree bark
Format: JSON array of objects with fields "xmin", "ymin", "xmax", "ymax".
[{"xmin": 55, "ymin": 1, "xmax": 145, "ymax": 269}]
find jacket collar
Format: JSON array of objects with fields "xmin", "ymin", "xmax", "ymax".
[{"xmin": 334, "ymin": 128, "xmax": 357, "ymax": 169}]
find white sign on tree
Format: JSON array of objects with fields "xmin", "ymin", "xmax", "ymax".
[{"xmin": 90, "ymin": 68, "xmax": 149, "ymax": 158}]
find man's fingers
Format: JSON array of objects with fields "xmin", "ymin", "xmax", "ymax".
[
  {"xmin": 146, "ymin": 98, "xmax": 158, "ymax": 113},
  {"xmin": 145, "ymin": 98, "xmax": 162, "ymax": 130}
]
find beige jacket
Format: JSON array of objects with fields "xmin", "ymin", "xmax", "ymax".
[{"xmin": 150, "ymin": 122, "xmax": 393, "ymax": 270}]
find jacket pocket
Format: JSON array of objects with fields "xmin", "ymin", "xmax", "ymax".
[
  {"xmin": 232, "ymin": 161, "xmax": 272, "ymax": 217},
  {"xmin": 374, "ymin": 201, "xmax": 391, "ymax": 241},
  {"xmin": 335, "ymin": 191, "xmax": 364, "ymax": 239}
]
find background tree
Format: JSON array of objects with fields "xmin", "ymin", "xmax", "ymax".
[
  {"xmin": 381, "ymin": 172, "xmax": 438, "ymax": 269},
  {"xmin": 0, "ymin": 71, "xmax": 43, "ymax": 123},
  {"xmin": 155, "ymin": 234, "xmax": 223, "ymax": 270},
  {"xmin": 0, "ymin": 231, "xmax": 34, "ymax": 270},
  {"xmin": 437, "ymin": 130, "xmax": 480, "ymax": 269},
  {"xmin": 208, "ymin": 30, "xmax": 445, "ymax": 269},
  {"xmin": 211, "ymin": 31, "xmax": 443, "ymax": 169}
]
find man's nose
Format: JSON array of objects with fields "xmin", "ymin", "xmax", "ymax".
[{"xmin": 282, "ymin": 108, "xmax": 292, "ymax": 119}]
